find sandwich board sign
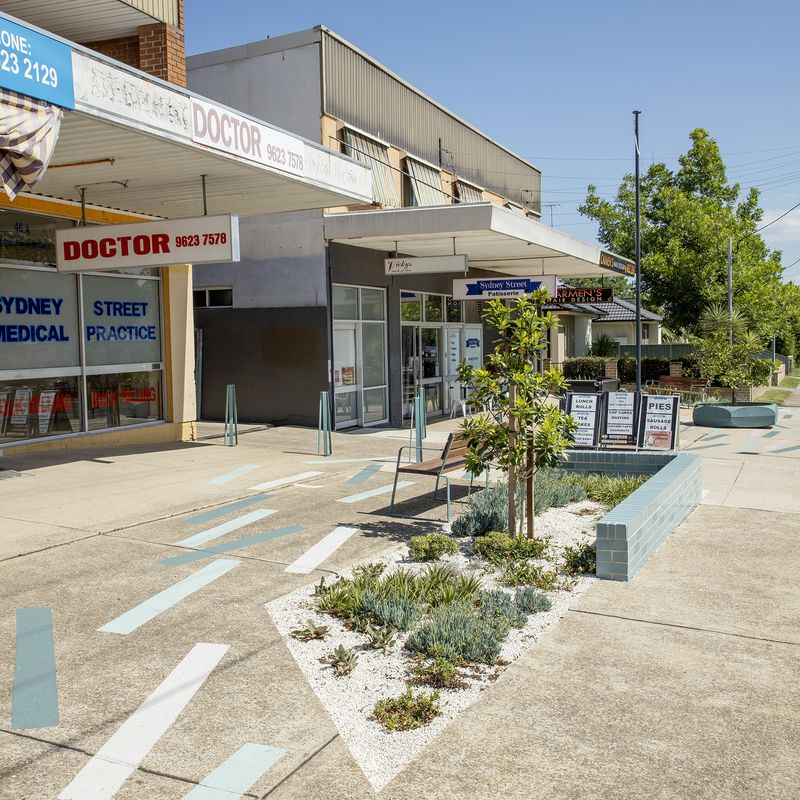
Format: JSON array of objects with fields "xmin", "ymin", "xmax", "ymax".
[
  {"xmin": 566, "ymin": 392, "xmax": 601, "ymax": 448},
  {"xmin": 638, "ymin": 395, "xmax": 679, "ymax": 450},
  {"xmin": 602, "ymin": 391, "xmax": 638, "ymax": 446}
]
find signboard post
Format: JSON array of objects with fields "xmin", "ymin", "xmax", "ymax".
[
  {"xmin": 566, "ymin": 392, "xmax": 601, "ymax": 448},
  {"xmin": 638, "ymin": 395, "xmax": 679, "ymax": 450},
  {"xmin": 452, "ymin": 275, "xmax": 557, "ymax": 301},
  {"xmin": 55, "ymin": 215, "xmax": 240, "ymax": 272},
  {"xmin": 602, "ymin": 391, "xmax": 639, "ymax": 447},
  {"xmin": 385, "ymin": 255, "xmax": 467, "ymax": 275}
]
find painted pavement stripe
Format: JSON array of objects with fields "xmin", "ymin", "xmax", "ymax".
[
  {"xmin": 687, "ymin": 442, "xmax": 727, "ymax": 450},
  {"xmin": 769, "ymin": 443, "xmax": 800, "ymax": 454},
  {"xmin": 285, "ymin": 526, "xmax": 358, "ymax": 574},
  {"xmin": 703, "ymin": 433, "xmax": 729, "ymax": 441},
  {"xmin": 336, "ymin": 482, "xmax": 413, "ymax": 504},
  {"xmin": 182, "ymin": 742, "xmax": 287, "ymax": 800},
  {"xmin": 176, "ymin": 509, "xmax": 277, "ymax": 548},
  {"xmin": 249, "ymin": 471, "xmax": 323, "ymax": 492},
  {"xmin": 183, "ymin": 494, "xmax": 274, "ymax": 526},
  {"xmin": 160, "ymin": 526, "xmax": 304, "ymax": 567},
  {"xmin": 303, "ymin": 457, "xmax": 393, "ymax": 464},
  {"xmin": 98, "ymin": 560, "xmax": 240, "ymax": 635},
  {"xmin": 762, "ymin": 430, "xmax": 781, "ymax": 438},
  {"xmin": 208, "ymin": 464, "xmax": 260, "ymax": 486},
  {"xmin": 12, "ymin": 608, "xmax": 59, "ymax": 730},
  {"xmin": 58, "ymin": 643, "xmax": 228, "ymax": 800},
  {"xmin": 346, "ymin": 463, "xmax": 383, "ymax": 485}
]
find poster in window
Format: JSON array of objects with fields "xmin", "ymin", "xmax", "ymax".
[
  {"xmin": 37, "ymin": 390, "xmax": 57, "ymax": 435},
  {"xmin": 10, "ymin": 388, "xmax": 31, "ymax": 436},
  {"xmin": 0, "ymin": 391, "xmax": 9, "ymax": 436},
  {"xmin": 342, "ymin": 367, "xmax": 356, "ymax": 386}
]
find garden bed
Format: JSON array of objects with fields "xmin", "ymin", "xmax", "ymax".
[{"xmin": 267, "ymin": 498, "xmax": 604, "ymax": 792}]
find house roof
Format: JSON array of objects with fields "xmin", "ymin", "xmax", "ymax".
[{"xmin": 590, "ymin": 298, "xmax": 662, "ymax": 322}]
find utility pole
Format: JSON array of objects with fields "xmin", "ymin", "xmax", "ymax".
[
  {"xmin": 634, "ymin": 110, "xmax": 642, "ymax": 393},
  {"xmin": 727, "ymin": 237, "xmax": 733, "ymax": 356},
  {"xmin": 542, "ymin": 203, "xmax": 561, "ymax": 226}
]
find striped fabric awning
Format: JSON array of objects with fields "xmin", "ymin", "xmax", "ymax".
[{"xmin": 0, "ymin": 89, "xmax": 63, "ymax": 201}]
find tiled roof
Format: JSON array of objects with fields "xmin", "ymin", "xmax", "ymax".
[{"xmin": 590, "ymin": 298, "xmax": 662, "ymax": 322}]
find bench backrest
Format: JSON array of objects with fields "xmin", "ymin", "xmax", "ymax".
[
  {"xmin": 659, "ymin": 375, "xmax": 702, "ymax": 387},
  {"xmin": 441, "ymin": 432, "xmax": 470, "ymax": 462}
]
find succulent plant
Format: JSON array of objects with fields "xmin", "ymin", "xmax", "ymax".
[
  {"xmin": 290, "ymin": 619, "xmax": 330, "ymax": 641},
  {"xmin": 364, "ymin": 624, "xmax": 397, "ymax": 653},
  {"xmin": 514, "ymin": 587, "xmax": 552, "ymax": 613},
  {"xmin": 320, "ymin": 644, "xmax": 358, "ymax": 676}
]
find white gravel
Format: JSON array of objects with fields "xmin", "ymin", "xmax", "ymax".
[{"xmin": 266, "ymin": 499, "xmax": 603, "ymax": 792}]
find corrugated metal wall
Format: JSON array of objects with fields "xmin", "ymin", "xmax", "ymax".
[
  {"xmin": 123, "ymin": 0, "xmax": 179, "ymax": 27},
  {"xmin": 322, "ymin": 32, "xmax": 541, "ymax": 215}
]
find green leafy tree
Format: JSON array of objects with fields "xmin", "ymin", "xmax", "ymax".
[
  {"xmin": 579, "ymin": 128, "xmax": 786, "ymax": 341},
  {"xmin": 457, "ymin": 293, "xmax": 576, "ymax": 538}
]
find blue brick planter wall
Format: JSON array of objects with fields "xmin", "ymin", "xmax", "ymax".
[{"xmin": 556, "ymin": 450, "xmax": 702, "ymax": 581}]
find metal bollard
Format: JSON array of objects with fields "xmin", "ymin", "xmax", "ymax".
[
  {"xmin": 317, "ymin": 390, "xmax": 332, "ymax": 456},
  {"xmin": 224, "ymin": 384, "xmax": 238, "ymax": 447}
]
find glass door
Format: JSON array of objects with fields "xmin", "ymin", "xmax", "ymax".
[
  {"xmin": 401, "ymin": 324, "xmax": 419, "ymax": 419},
  {"xmin": 420, "ymin": 327, "xmax": 442, "ymax": 416},
  {"xmin": 444, "ymin": 327, "xmax": 462, "ymax": 414},
  {"xmin": 333, "ymin": 323, "xmax": 359, "ymax": 428}
]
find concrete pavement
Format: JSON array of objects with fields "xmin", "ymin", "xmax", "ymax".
[{"xmin": 0, "ymin": 409, "xmax": 798, "ymax": 799}]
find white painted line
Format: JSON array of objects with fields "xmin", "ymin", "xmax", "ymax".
[
  {"xmin": 285, "ymin": 526, "xmax": 358, "ymax": 574},
  {"xmin": 336, "ymin": 482, "xmax": 413, "ymax": 504},
  {"xmin": 175, "ymin": 509, "xmax": 277, "ymax": 548},
  {"xmin": 249, "ymin": 471, "xmax": 323, "ymax": 492},
  {"xmin": 98, "ymin": 561, "xmax": 240, "ymax": 635},
  {"xmin": 702, "ymin": 489, "xmax": 710, "ymax": 499},
  {"xmin": 58, "ymin": 643, "xmax": 228, "ymax": 800},
  {"xmin": 208, "ymin": 464, "xmax": 261, "ymax": 486},
  {"xmin": 294, "ymin": 484, "xmax": 325, "ymax": 489},
  {"xmin": 303, "ymin": 457, "xmax": 393, "ymax": 464}
]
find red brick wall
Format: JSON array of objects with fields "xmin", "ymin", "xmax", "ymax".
[{"xmin": 83, "ymin": 35, "xmax": 141, "ymax": 70}]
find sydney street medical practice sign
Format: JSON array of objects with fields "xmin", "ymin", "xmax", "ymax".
[
  {"xmin": 0, "ymin": 17, "xmax": 74, "ymax": 108},
  {"xmin": 55, "ymin": 215, "xmax": 239, "ymax": 272},
  {"xmin": 452, "ymin": 275, "xmax": 556, "ymax": 301}
]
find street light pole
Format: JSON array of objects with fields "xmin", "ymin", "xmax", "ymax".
[
  {"xmin": 727, "ymin": 236, "xmax": 733, "ymax": 356},
  {"xmin": 634, "ymin": 110, "xmax": 642, "ymax": 394}
]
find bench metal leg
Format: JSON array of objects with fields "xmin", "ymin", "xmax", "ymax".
[{"xmin": 444, "ymin": 476, "xmax": 452, "ymax": 523}]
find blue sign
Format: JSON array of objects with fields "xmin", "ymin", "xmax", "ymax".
[
  {"xmin": 0, "ymin": 17, "xmax": 74, "ymax": 108},
  {"xmin": 465, "ymin": 338, "xmax": 480, "ymax": 347},
  {"xmin": 453, "ymin": 275, "xmax": 556, "ymax": 300}
]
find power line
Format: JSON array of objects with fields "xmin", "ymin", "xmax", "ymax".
[{"xmin": 756, "ymin": 201, "xmax": 800, "ymax": 234}]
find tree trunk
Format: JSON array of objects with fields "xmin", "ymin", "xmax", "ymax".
[
  {"xmin": 507, "ymin": 384, "xmax": 516, "ymax": 537},
  {"xmin": 526, "ymin": 445, "xmax": 534, "ymax": 539}
]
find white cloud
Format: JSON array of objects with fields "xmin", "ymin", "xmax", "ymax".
[{"xmin": 759, "ymin": 207, "xmax": 800, "ymax": 243}]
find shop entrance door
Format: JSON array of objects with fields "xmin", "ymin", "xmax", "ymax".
[
  {"xmin": 333, "ymin": 323, "xmax": 359, "ymax": 428},
  {"xmin": 402, "ymin": 325, "xmax": 443, "ymax": 418}
]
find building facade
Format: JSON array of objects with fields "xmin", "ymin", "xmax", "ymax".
[
  {"xmin": 0, "ymin": 8, "xmax": 370, "ymax": 452},
  {"xmin": 188, "ymin": 27, "xmax": 634, "ymax": 429}
]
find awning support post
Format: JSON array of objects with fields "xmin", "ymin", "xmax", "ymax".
[{"xmin": 201, "ymin": 174, "xmax": 208, "ymax": 216}]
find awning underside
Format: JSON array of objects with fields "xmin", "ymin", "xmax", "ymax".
[
  {"xmin": 29, "ymin": 111, "xmax": 369, "ymax": 218},
  {"xmin": 324, "ymin": 203, "xmax": 632, "ymax": 278}
]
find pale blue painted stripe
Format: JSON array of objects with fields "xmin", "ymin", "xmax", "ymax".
[
  {"xmin": 704, "ymin": 433, "xmax": 728, "ymax": 441},
  {"xmin": 346, "ymin": 463, "xmax": 382, "ymax": 485},
  {"xmin": 771, "ymin": 443, "xmax": 800, "ymax": 454},
  {"xmin": 176, "ymin": 509, "xmax": 276, "ymax": 548},
  {"xmin": 763, "ymin": 430, "xmax": 781, "ymax": 438},
  {"xmin": 183, "ymin": 743, "xmax": 286, "ymax": 799},
  {"xmin": 208, "ymin": 465, "xmax": 261, "ymax": 486},
  {"xmin": 98, "ymin": 560, "xmax": 239, "ymax": 635},
  {"xmin": 336, "ymin": 482, "xmax": 413, "ymax": 504},
  {"xmin": 12, "ymin": 608, "xmax": 59, "ymax": 729},
  {"xmin": 160, "ymin": 526, "xmax": 303, "ymax": 567},
  {"xmin": 183, "ymin": 494, "xmax": 273, "ymax": 526},
  {"xmin": 687, "ymin": 442, "xmax": 726, "ymax": 450}
]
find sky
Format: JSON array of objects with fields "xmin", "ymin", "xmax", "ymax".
[{"xmin": 185, "ymin": 0, "xmax": 800, "ymax": 281}]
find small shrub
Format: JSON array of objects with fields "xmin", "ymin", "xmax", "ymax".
[
  {"xmin": 562, "ymin": 542, "xmax": 596, "ymax": 576},
  {"xmin": 406, "ymin": 603, "xmax": 504, "ymax": 665},
  {"xmin": 364, "ymin": 624, "xmax": 397, "ymax": 653},
  {"xmin": 746, "ymin": 357, "xmax": 773, "ymax": 387},
  {"xmin": 352, "ymin": 562, "xmax": 386, "ymax": 581},
  {"xmin": 591, "ymin": 333, "xmax": 618, "ymax": 357},
  {"xmin": 498, "ymin": 561, "xmax": 560, "ymax": 590},
  {"xmin": 515, "ymin": 587, "xmax": 552, "ymax": 613},
  {"xmin": 408, "ymin": 532, "xmax": 459, "ymax": 561},
  {"xmin": 534, "ymin": 469, "xmax": 587, "ymax": 514},
  {"xmin": 563, "ymin": 356, "xmax": 607, "ymax": 381},
  {"xmin": 359, "ymin": 591, "xmax": 422, "ymax": 631},
  {"xmin": 478, "ymin": 590, "xmax": 527, "ymax": 629},
  {"xmin": 410, "ymin": 658, "xmax": 468, "ymax": 690},
  {"xmin": 473, "ymin": 531, "xmax": 548, "ymax": 565},
  {"xmin": 452, "ymin": 482, "xmax": 514, "ymax": 536},
  {"xmin": 372, "ymin": 688, "xmax": 441, "ymax": 731},
  {"xmin": 290, "ymin": 620, "xmax": 330, "ymax": 641},
  {"xmin": 320, "ymin": 644, "xmax": 358, "ymax": 676},
  {"xmin": 569, "ymin": 473, "xmax": 646, "ymax": 509}
]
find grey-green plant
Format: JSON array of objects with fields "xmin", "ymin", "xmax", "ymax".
[
  {"xmin": 289, "ymin": 619, "xmax": 330, "ymax": 642},
  {"xmin": 372, "ymin": 688, "xmax": 441, "ymax": 731},
  {"xmin": 478, "ymin": 590, "xmax": 527, "ymax": 629},
  {"xmin": 452, "ymin": 481, "xmax": 514, "ymax": 536},
  {"xmin": 364, "ymin": 624, "xmax": 397, "ymax": 654},
  {"xmin": 472, "ymin": 530, "xmax": 548, "ymax": 565},
  {"xmin": 457, "ymin": 294, "xmax": 577, "ymax": 538},
  {"xmin": 358, "ymin": 591, "xmax": 422, "ymax": 631},
  {"xmin": 406, "ymin": 602, "xmax": 504, "ymax": 665},
  {"xmin": 320, "ymin": 644, "xmax": 358, "ymax": 676},
  {"xmin": 568, "ymin": 472, "xmax": 645, "ymax": 509},
  {"xmin": 408, "ymin": 532, "xmax": 459, "ymax": 561},
  {"xmin": 499, "ymin": 561, "xmax": 560, "ymax": 590},
  {"xmin": 561, "ymin": 542, "xmax": 597, "ymax": 576},
  {"xmin": 410, "ymin": 657, "xmax": 468, "ymax": 690},
  {"xmin": 514, "ymin": 587, "xmax": 552, "ymax": 613}
]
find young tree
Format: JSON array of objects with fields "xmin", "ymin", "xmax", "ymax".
[
  {"xmin": 456, "ymin": 293, "xmax": 576, "ymax": 538},
  {"xmin": 579, "ymin": 128, "xmax": 786, "ymax": 341}
]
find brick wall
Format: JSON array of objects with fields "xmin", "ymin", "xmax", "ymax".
[{"xmin": 83, "ymin": 0, "xmax": 186, "ymax": 87}]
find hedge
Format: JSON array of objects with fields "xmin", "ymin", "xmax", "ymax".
[{"xmin": 562, "ymin": 356, "xmax": 607, "ymax": 380}]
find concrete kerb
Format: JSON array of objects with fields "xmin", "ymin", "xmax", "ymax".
[{"xmin": 557, "ymin": 449, "xmax": 702, "ymax": 581}]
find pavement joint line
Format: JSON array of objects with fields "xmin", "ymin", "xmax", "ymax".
[
  {"xmin": 259, "ymin": 733, "xmax": 340, "ymax": 799},
  {"xmin": 570, "ymin": 609, "xmax": 800, "ymax": 647},
  {"xmin": 721, "ymin": 462, "xmax": 745, "ymax": 506},
  {"xmin": 0, "ymin": 514, "xmax": 89, "ymax": 532},
  {"xmin": 0, "ymin": 533, "xmax": 102, "ymax": 566}
]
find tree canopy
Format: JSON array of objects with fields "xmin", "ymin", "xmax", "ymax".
[{"xmin": 579, "ymin": 128, "xmax": 793, "ymax": 346}]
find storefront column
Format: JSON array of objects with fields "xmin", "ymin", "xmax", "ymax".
[{"xmin": 163, "ymin": 264, "xmax": 197, "ymax": 439}]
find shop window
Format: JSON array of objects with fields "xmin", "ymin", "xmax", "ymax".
[
  {"xmin": 446, "ymin": 298, "xmax": 462, "ymax": 323},
  {"xmin": 400, "ymin": 291, "xmax": 422, "ymax": 322},
  {"xmin": 0, "ymin": 210, "xmax": 73, "ymax": 266},
  {"xmin": 341, "ymin": 128, "xmax": 399, "ymax": 208},
  {"xmin": 464, "ymin": 300, "xmax": 483, "ymax": 324},
  {"xmin": 455, "ymin": 180, "xmax": 484, "ymax": 204},
  {"xmin": 333, "ymin": 285, "xmax": 359, "ymax": 320},
  {"xmin": 360, "ymin": 288, "xmax": 385, "ymax": 321},
  {"xmin": 86, "ymin": 371, "xmax": 162, "ymax": 431},
  {"xmin": 405, "ymin": 157, "xmax": 447, "ymax": 207},
  {"xmin": 193, "ymin": 287, "xmax": 232, "ymax": 308},
  {"xmin": 424, "ymin": 295, "xmax": 443, "ymax": 322},
  {"xmin": 0, "ymin": 376, "xmax": 81, "ymax": 443}
]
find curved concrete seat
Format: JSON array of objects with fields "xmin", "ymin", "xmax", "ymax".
[{"xmin": 693, "ymin": 403, "xmax": 778, "ymax": 428}]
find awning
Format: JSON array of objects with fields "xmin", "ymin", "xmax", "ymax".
[
  {"xmin": 324, "ymin": 203, "xmax": 634, "ymax": 278},
  {"xmin": 0, "ymin": 89, "xmax": 62, "ymax": 200},
  {"xmin": 0, "ymin": 12, "xmax": 373, "ymax": 218}
]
